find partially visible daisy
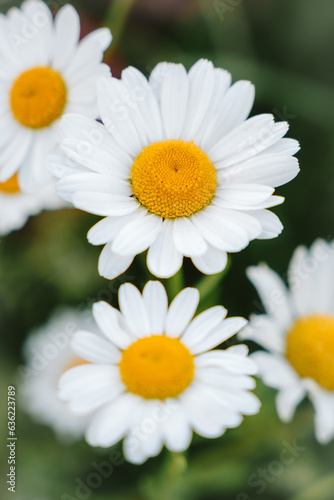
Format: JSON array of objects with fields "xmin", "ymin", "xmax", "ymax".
[
  {"xmin": 0, "ymin": 0, "xmax": 112, "ymax": 192},
  {"xmin": 19, "ymin": 307, "xmax": 99, "ymax": 441},
  {"xmin": 49, "ymin": 59, "xmax": 299, "ymax": 280},
  {"xmin": 0, "ymin": 173, "xmax": 65, "ymax": 235},
  {"xmin": 239, "ymin": 239, "xmax": 334, "ymax": 444},
  {"xmin": 59, "ymin": 281, "xmax": 260, "ymax": 464}
]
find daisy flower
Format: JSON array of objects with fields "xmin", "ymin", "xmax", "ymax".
[
  {"xmin": 19, "ymin": 307, "xmax": 99, "ymax": 441},
  {"xmin": 0, "ymin": 0, "xmax": 112, "ymax": 192},
  {"xmin": 239, "ymin": 239, "xmax": 334, "ymax": 444},
  {"xmin": 0, "ymin": 173, "xmax": 65, "ymax": 235},
  {"xmin": 49, "ymin": 59, "xmax": 299, "ymax": 280},
  {"xmin": 59, "ymin": 281, "xmax": 260, "ymax": 464}
]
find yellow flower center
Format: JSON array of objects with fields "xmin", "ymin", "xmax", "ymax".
[
  {"xmin": 130, "ymin": 140, "xmax": 217, "ymax": 218},
  {"xmin": 0, "ymin": 174, "xmax": 20, "ymax": 194},
  {"xmin": 10, "ymin": 66, "xmax": 67, "ymax": 129},
  {"xmin": 119, "ymin": 335, "xmax": 195, "ymax": 399},
  {"xmin": 286, "ymin": 315, "xmax": 334, "ymax": 390}
]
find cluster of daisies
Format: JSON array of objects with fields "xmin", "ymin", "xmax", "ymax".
[{"xmin": 3, "ymin": 0, "xmax": 332, "ymax": 466}]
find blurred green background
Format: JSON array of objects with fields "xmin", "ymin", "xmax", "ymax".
[{"xmin": 1, "ymin": 0, "xmax": 334, "ymax": 499}]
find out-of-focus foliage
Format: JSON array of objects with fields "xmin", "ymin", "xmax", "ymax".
[{"xmin": 1, "ymin": 1, "xmax": 334, "ymax": 499}]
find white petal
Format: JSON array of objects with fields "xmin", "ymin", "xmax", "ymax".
[
  {"xmin": 246, "ymin": 264, "xmax": 293, "ymax": 329},
  {"xmin": 245, "ymin": 209, "xmax": 283, "ymax": 239},
  {"xmin": 310, "ymin": 390, "xmax": 334, "ymax": 444},
  {"xmin": 92, "ymin": 301, "xmax": 133, "ymax": 349},
  {"xmin": 59, "ymin": 114, "xmax": 131, "ymax": 176},
  {"xmin": 112, "ymin": 213, "xmax": 162, "ymax": 256},
  {"xmin": 98, "ymin": 242, "xmax": 134, "ymax": 280},
  {"xmin": 68, "ymin": 383, "xmax": 122, "ymax": 416},
  {"xmin": 209, "ymin": 209, "xmax": 262, "ymax": 241},
  {"xmin": 188, "ymin": 317, "xmax": 247, "ymax": 355},
  {"xmin": 160, "ymin": 64, "xmax": 189, "ymax": 139},
  {"xmin": 222, "ymin": 154, "xmax": 299, "ymax": 188},
  {"xmin": 196, "ymin": 350, "xmax": 257, "ymax": 375},
  {"xmin": 57, "ymin": 172, "xmax": 131, "ymax": 201},
  {"xmin": 181, "ymin": 59, "xmax": 215, "ymax": 140},
  {"xmin": 220, "ymin": 389, "xmax": 261, "ymax": 415},
  {"xmin": 215, "ymin": 183, "xmax": 275, "ymax": 209},
  {"xmin": 209, "ymin": 115, "xmax": 287, "ymax": 167},
  {"xmin": 72, "ymin": 191, "xmax": 138, "ymax": 217},
  {"xmin": 251, "ymin": 352, "xmax": 299, "ymax": 389},
  {"xmin": 192, "ymin": 206, "xmax": 249, "ymax": 252},
  {"xmin": 258, "ymin": 137, "xmax": 300, "ymax": 156},
  {"xmin": 165, "ymin": 288, "xmax": 199, "ymax": 338},
  {"xmin": 0, "ymin": 128, "xmax": 33, "ymax": 183},
  {"xmin": 87, "ymin": 213, "xmax": 141, "ymax": 246},
  {"xmin": 179, "ymin": 385, "xmax": 226, "ymax": 438},
  {"xmin": 204, "ymin": 81, "xmax": 254, "ymax": 151},
  {"xmin": 142, "ymin": 281, "xmax": 168, "ymax": 335},
  {"xmin": 288, "ymin": 240, "xmax": 334, "ymax": 317},
  {"xmin": 161, "ymin": 401, "xmax": 192, "ymax": 452},
  {"xmin": 191, "ymin": 244, "xmax": 228, "ymax": 275},
  {"xmin": 80, "ymin": 27, "xmax": 112, "ymax": 52},
  {"xmin": 172, "ymin": 217, "xmax": 207, "ymax": 257},
  {"xmin": 118, "ymin": 283, "xmax": 151, "ymax": 338},
  {"xmin": 121, "ymin": 66, "xmax": 164, "ymax": 144},
  {"xmin": 52, "ymin": 5, "xmax": 80, "ymax": 71},
  {"xmin": 59, "ymin": 364, "xmax": 120, "ymax": 400},
  {"xmin": 97, "ymin": 77, "xmax": 146, "ymax": 157},
  {"xmin": 239, "ymin": 314, "xmax": 285, "ymax": 353},
  {"xmin": 122, "ymin": 400, "xmax": 164, "ymax": 464},
  {"xmin": 182, "ymin": 306, "xmax": 228, "ymax": 348},
  {"xmin": 71, "ymin": 330, "xmax": 121, "ymax": 363},
  {"xmin": 147, "ymin": 220, "xmax": 183, "ymax": 278},
  {"xmin": 198, "ymin": 66, "xmax": 232, "ymax": 148},
  {"xmin": 85, "ymin": 394, "xmax": 139, "ymax": 447},
  {"xmin": 275, "ymin": 384, "xmax": 306, "ymax": 422},
  {"xmin": 18, "ymin": 128, "xmax": 54, "ymax": 192}
]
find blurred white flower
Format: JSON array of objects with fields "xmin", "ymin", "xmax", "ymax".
[
  {"xmin": 19, "ymin": 308, "xmax": 100, "ymax": 441},
  {"xmin": 240, "ymin": 239, "xmax": 334, "ymax": 444},
  {"xmin": 0, "ymin": 173, "xmax": 65, "ymax": 235},
  {"xmin": 50, "ymin": 59, "xmax": 299, "ymax": 279},
  {"xmin": 0, "ymin": 0, "xmax": 112, "ymax": 192},
  {"xmin": 59, "ymin": 281, "xmax": 260, "ymax": 464}
]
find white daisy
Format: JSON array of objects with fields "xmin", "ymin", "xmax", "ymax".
[
  {"xmin": 239, "ymin": 239, "xmax": 334, "ymax": 444},
  {"xmin": 59, "ymin": 281, "xmax": 260, "ymax": 464},
  {"xmin": 0, "ymin": 173, "xmax": 65, "ymax": 235},
  {"xmin": 49, "ymin": 59, "xmax": 299, "ymax": 280},
  {"xmin": 18, "ymin": 307, "xmax": 99, "ymax": 441},
  {"xmin": 0, "ymin": 0, "xmax": 112, "ymax": 193}
]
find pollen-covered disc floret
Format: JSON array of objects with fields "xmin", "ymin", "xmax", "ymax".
[
  {"xmin": 0, "ymin": 174, "xmax": 20, "ymax": 195},
  {"xmin": 51, "ymin": 58, "xmax": 300, "ymax": 280},
  {"xmin": 10, "ymin": 67, "xmax": 67, "ymax": 129},
  {"xmin": 120, "ymin": 335, "xmax": 195, "ymax": 399},
  {"xmin": 59, "ymin": 281, "xmax": 259, "ymax": 464},
  {"xmin": 131, "ymin": 140, "xmax": 216, "ymax": 218},
  {"xmin": 239, "ymin": 239, "xmax": 334, "ymax": 444},
  {"xmin": 0, "ymin": 0, "xmax": 112, "ymax": 192},
  {"xmin": 286, "ymin": 315, "xmax": 334, "ymax": 391}
]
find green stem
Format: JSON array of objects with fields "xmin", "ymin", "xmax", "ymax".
[
  {"xmin": 196, "ymin": 260, "xmax": 231, "ymax": 303},
  {"xmin": 103, "ymin": 0, "xmax": 136, "ymax": 55},
  {"xmin": 165, "ymin": 268, "xmax": 185, "ymax": 300},
  {"xmin": 141, "ymin": 452, "xmax": 188, "ymax": 500}
]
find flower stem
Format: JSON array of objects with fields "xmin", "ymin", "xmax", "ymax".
[
  {"xmin": 104, "ymin": 0, "xmax": 136, "ymax": 54},
  {"xmin": 196, "ymin": 260, "xmax": 231, "ymax": 304},
  {"xmin": 141, "ymin": 452, "xmax": 188, "ymax": 500},
  {"xmin": 165, "ymin": 269, "xmax": 184, "ymax": 300}
]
